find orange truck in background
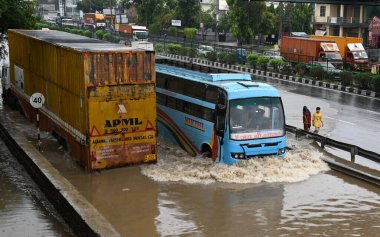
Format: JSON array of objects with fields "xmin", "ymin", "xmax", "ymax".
[
  {"xmin": 116, "ymin": 24, "xmax": 149, "ymax": 42},
  {"xmin": 311, "ymin": 35, "xmax": 370, "ymax": 71},
  {"xmin": 84, "ymin": 13, "xmax": 106, "ymax": 29},
  {"xmin": 280, "ymin": 36, "xmax": 343, "ymax": 67}
]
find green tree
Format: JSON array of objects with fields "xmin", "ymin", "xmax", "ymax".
[
  {"xmin": 0, "ymin": 0, "xmax": 38, "ymax": 59},
  {"xmin": 226, "ymin": 0, "xmax": 265, "ymax": 44},
  {"xmin": 77, "ymin": 0, "xmax": 117, "ymax": 13},
  {"xmin": 259, "ymin": 10, "xmax": 277, "ymax": 35},
  {"xmin": 135, "ymin": 0, "xmax": 164, "ymax": 26},
  {"xmin": 175, "ymin": 0, "xmax": 201, "ymax": 28},
  {"xmin": 281, "ymin": 3, "xmax": 313, "ymax": 34},
  {"xmin": 289, "ymin": 3, "xmax": 313, "ymax": 33},
  {"xmin": 148, "ymin": 0, "xmax": 175, "ymax": 33}
]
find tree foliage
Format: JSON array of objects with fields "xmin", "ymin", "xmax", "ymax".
[
  {"xmin": 278, "ymin": 3, "xmax": 313, "ymax": 34},
  {"xmin": 0, "ymin": 0, "xmax": 38, "ymax": 59},
  {"xmin": 175, "ymin": 0, "xmax": 201, "ymax": 28},
  {"xmin": 226, "ymin": 0, "xmax": 265, "ymax": 44}
]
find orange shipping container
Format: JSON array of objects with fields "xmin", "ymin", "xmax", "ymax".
[
  {"xmin": 281, "ymin": 36, "xmax": 336, "ymax": 63},
  {"xmin": 7, "ymin": 29, "xmax": 157, "ymax": 170}
]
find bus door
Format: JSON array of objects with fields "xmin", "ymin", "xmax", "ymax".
[{"xmin": 215, "ymin": 90, "xmax": 227, "ymax": 160}]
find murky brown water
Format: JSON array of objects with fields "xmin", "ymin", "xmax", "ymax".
[
  {"xmin": 2, "ymin": 108, "xmax": 380, "ymax": 237},
  {"xmin": 0, "ymin": 139, "xmax": 73, "ymax": 237}
]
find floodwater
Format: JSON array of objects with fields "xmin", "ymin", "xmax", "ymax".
[
  {"xmin": 6, "ymin": 102, "xmax": 380, "ymax": 237},
  {"xmin": 0, "ymin": 82, "xmax": 72, "ymax": 236},
  {"xmin": 2, "ymin": 79, "xmax": 380, "ymax": 236},
  {"xmin": 0, "ymin": 138, "xmax": 73, "ymax": 237}
]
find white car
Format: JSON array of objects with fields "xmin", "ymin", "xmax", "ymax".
[
  {"xmin": 262, "ymin": 50, "xmax": 283, "ymax": 60},
  {"xmin": 197, "ymin": 45, "xmax": 214, "ymax": 57}
]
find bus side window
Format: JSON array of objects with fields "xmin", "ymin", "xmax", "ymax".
[
  {"xmin": 167, "ymin": 76, "xmax": 184, "ymax": 93},
  {"xmin": 184, "ymin": 81, "xmax": 206, "ymax": 100},
  {"xmin": 167, "ymin": 96, "xmax": 176, "ymax": 109},
  {"xmin": 203, "ymin": 108, "xmax": 215, "ymax": 122},
  {"xmin": 184, "ymin": 103, "xmax": 203, "ymax": 118},
  {"xmin": 157, "ymin": 93, "xmax": 167, "ymax": 105},
  {"xmin": 176, "ymin": 99, "xmax": 184, "ymax": 111},
  {"xmin": 205, "ymin": 86, "xmax": 219, "ymax": 103},
  {"xmin": 156, "ymin": 74, "xmax": 167, "ymax": 88}
]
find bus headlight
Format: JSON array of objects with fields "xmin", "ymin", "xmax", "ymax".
[
  {"xmin": 231, "ymin": 153, "xmax": 245, "ymax": 159},
  {"xmin": 277, "ymin": 148, "xmax": 286, "ymax": 155}
]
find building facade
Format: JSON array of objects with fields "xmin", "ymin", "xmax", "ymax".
[{"xmin": 312, "ymin": 4, "xmax": 369, "ymax": 38}]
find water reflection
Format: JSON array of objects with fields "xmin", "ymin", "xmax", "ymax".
[{"xmin": 279, "ymin": 172, "xmax": 380, "ymax": 236}]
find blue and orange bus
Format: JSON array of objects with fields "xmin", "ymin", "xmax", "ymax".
[{"xmin": 156, "ymin": 64, "xmax": 286, "ymax": 165}]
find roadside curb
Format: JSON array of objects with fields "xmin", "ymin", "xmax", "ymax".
[
  {"xmin": 0, "ymin": 120, "xmax": 121, "ymax": 237},
  {"xmin": 159, "ymin": 53, "xmax": 378, "ymax": 98}
]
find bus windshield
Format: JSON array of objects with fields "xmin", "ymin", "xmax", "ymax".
[{"xmin": 229, "ymin": 97, "xmax": 285, "ymax": 140}]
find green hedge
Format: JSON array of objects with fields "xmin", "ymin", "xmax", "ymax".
[
  {"xmin": 84, "ymin": 30, "xmax": 93, "ymax": 38},
  {"xmin": 218, "ymin": 52, "xmax": 235, "ymax": 65},
  {"xmin": 340, "ymin": 71, "xmax": 353, "ymax": 86},
  {"xmin": 206, "ymin": 51, "xmax": 218, "ymax": 61},
  {"xmin": 310, "ymin": 66, "xmax": 324, "ymax": 80},
  {"xmin": 167, "ymin": 43, "xmax": 182, "ymax": 54},
  {"xmin": 371, "ymin": 75, "xmax": 380, "ymax": 92},
  {"xmin": 184, "ymin": 28, "xmax": 197, "ymax": 39},
  {"xmin": 295, "ymin": 63, "xmax": 307, "ymax": 77},
  {"xmin": 353, "ymin": 73, "xmax": 371, "ymax": 90},
  {"xmin": 257, "ymin": 56, "xmax": 270, "ymax": 71},
  {"xmin": 269, "ymin": 59, "xmax": 283, "ymax": 72},
  {"xmin": 95, "ymin": 30, "xmax": 106, "ymax": 40},
  {"xmin": 154, "ymin": 43, "xmax": 164, "ymax": 53},
  {"xmin": 247, "ymin": 53, "xmax": 259, "ymax": 68},
  {"xmin": 281, "ymin": 62, "xmax": 293, "ymax": 75}
]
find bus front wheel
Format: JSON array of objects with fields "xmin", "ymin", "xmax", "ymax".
[{"xmin": 201, "ymin": 145, "xmax": 212, "ymax": 158}]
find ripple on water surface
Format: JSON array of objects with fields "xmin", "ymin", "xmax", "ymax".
[{"xmin": 141, "ymin": 136, "xmax": 329, "ymax": 184}]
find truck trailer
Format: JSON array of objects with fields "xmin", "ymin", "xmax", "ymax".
[
  {"xmin": 6, "ymin": 29, "xmax": 157, "ymax": 171},
  {"xmin": 310, "ymin": 35, "xmax": 369, "ymax": 71},
  {"xmin": 281, "ymin": 36, "xmax": 343, "ymax": 67}
]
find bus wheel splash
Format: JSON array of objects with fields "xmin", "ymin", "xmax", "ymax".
[{"xmin": 141, "ymin": 137, "xmax": 329, "ymax": 184}]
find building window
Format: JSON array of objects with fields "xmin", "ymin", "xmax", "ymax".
[{"xmin": 320, "ymin": 6, "xmax": 326, "ymax": 17}]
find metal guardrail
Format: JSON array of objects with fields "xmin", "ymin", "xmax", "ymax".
[{"xmin": 285, "ymin": 125, "xmax": 380, "ymax": 164}]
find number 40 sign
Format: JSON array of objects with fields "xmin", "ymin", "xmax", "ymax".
[{"xmin": 30, "ymin": 92, "xmax": 45, "ymax": 109}]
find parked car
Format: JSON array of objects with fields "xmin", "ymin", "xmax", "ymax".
[
  {"xmin": 306, "ymin": 61, "xmax": 342, "ymax": 79},
  {"xmin": 197, "ymin": 45, "xmax": 214, "ymax": 57},
  {"xmin": 262, "ymin": 50, "xmax": 283, "ymax": 60}
]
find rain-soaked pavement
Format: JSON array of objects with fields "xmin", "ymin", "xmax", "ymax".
[{"xmin": 2, "ymin": 103, "xmax": 380, "ymax": 236}]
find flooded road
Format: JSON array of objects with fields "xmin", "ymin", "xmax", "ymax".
[
  {"xmin": 12, "ymin": 112, "xmax": 380, "ymax": 237},
  {"xmin": 1, "ymin": 71, "xmax": 380, "ymax": 236},
  {"xmin": 0, "ymin": 139, "xmax": 72, "ymax": 236}
]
